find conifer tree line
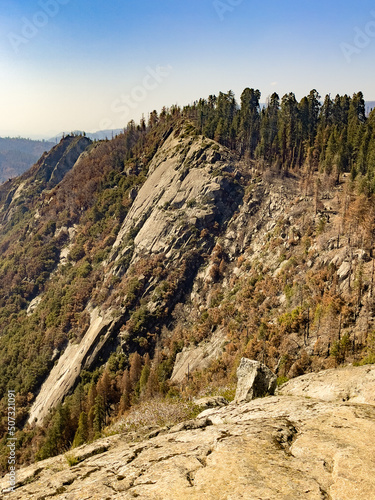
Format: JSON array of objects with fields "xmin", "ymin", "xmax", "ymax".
[
  {"xmin": 36, "ymin": 352, "xmax": 162, "ymax": 460},
  {"xmin": 182, "ymin": 89, "xmax": 375, "ymax": 191}
]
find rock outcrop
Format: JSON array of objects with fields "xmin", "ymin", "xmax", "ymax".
[
  {"xmin": 0, "ymin": 135, "xmax": 92, "ymax": 221},
  {"xmin": 2, "ymin": 364, "xmax": 375, "ymax": 499},
  {"xmin": 28, "ymin": 307, "xmax": 116, "ymax": 425},
  {"xmin": 234, "ymin": 357, "xmax": 277, "ymax": 403},
  {"xmin": 171, "ymin": 329, "xmax": 227, "ymax": 383},
  {"xmin": 27, "ymin": 129, "xmax": 241, "ymax": 425},
  {"xmin": 277, "ymin": 363, "xmax": 375, "ymax": 404},
  {"xmin": 111, "ymin": 130, "xmax": 239, "ymax": 262},
  {"xmin": 34, "ymin": 135, "xmax": 92, "ymax": 188}
]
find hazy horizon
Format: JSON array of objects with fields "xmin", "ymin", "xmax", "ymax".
[{"xmin": 1, "ymin": 0, "xmax": 375, "ymax": 138}]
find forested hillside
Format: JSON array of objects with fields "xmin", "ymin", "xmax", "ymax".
[
  {"xmin": 0, "ymin": 138, "xmax": 55, "ymax": 184},
  {"xmin": 0, "ymin": 89, "xmax": 374, "ymax": 473}
]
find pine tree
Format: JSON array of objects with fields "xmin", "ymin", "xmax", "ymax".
[
  {"xmin": 93, "ymin": 394, "xmax": 105, "ymax": 438},
  {"xmin": 96, "ymin": 369, "xmax": 112, "ymax": 411},
  {"xmin": 36, "ymin": 404, "xmax": 73, "ymax": 460},
  {"xmin": 86, "ymin": 381, "xmax": 97, "ymax": 440},
  {"xmin": 139, "ymin": 353, "xmax": 151, "ymax": 397},
  {"xmin": 146, "ymin": 365, "xmax": 160, "ymax": 398},
  {"xmin": 129, "ymin": 352, "xmax": 142, "ymax": 399},
  {"xmin": 120, "ymin": 369, "xmax": 132, "ymax": 412},
  {"xmin": 257, "ymin": 92, "xmax": 279, "ymax": 161},
  {"xmin": 307, "ymin": 89, "xmax": 321, "ymax": 145},
  {"xmin": 239, "ymin": 88, "xmax": 261, "ymax": 156},
  {"xmin": 72, "ymin": 411, "xmax": 88, "ymax": 448},
  {"xmin": 278, "ymin": 92, "xmax": 300, "ymax": 168}
]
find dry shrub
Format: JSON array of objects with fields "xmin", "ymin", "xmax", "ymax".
[
  {"xmin": 288, "ymin": 350, "xmax": 311, "ymax": 378},
  {"xmin": 209, "ymin": 263, "xmax": 220, "ymax": 281},
  {"xmin": 107, "ymin": 397, "xmax": 198, "ymax": 435}
]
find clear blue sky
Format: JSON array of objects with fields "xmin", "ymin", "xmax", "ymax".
[{"xmin": 1, "ymin": 0, "xmax": 375, "ymax": 138}]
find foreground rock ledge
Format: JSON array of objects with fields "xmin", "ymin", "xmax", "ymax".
[{"xmin": 2, "ymin": 365, "xmax": 375, "ymax": 499}]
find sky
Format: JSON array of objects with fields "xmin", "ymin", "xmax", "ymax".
[{"xmin": 1, "ymin": 0, "xmax": 375, "ymax": 139}]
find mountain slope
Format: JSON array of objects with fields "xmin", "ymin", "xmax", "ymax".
[{"xmin": 0, "ymin": 98, "xmax": 374, "ymax": 472}]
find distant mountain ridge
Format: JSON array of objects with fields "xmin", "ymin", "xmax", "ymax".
[
  {"xmin": 0, "ymin": 130, "xmax": 122, "ymax": 184},
  {"xmin": 0, "ymin": 137, "xmax": 54, "ymax": 184},
  {"xmin": 366, "ymin": 101, "xmax": 375, "ymax": 114},
  {"xmin": 48, "ymin": 129, "xmax": 124, "ymax": 143}
]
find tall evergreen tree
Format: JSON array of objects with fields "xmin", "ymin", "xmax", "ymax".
[
  {"xmin": 278, "ymin": 92, "xmax": 300, "ymax": 168},
  {"xmin": 257, "ymin": 92, "xmax": 279, "ymax": 161},
  {"xmin": 239, "ymin": 88, "xmax": 261, "ymax": 156},
  {"xmin": 93, "ymin": 394, "xmax": 106, "ymax": 438},
  {"xmin": 72, "ymin": 411, "xmax": 88, "ymax": 448}
]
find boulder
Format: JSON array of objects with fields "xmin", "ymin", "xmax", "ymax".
[{"xmin": 234, "ymin": 358, "xmax": 277, "ymax": 403}]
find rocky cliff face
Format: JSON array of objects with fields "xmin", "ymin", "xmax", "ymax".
[
  {"xmin": 2, "ymin": 364, "xmax": 374, "ymax": 499},
  {"xmin": 27, "ymin": 129, "xmax": 242, "ymax": 425}
]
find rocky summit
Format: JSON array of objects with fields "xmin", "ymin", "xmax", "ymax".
[{"xmin": 1, "ymin": 364, "xmax": 374, "ymax": 499}]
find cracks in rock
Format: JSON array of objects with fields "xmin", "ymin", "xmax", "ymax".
[
  {"xmin": 126, "ymin": 445, "xmax": 148, "ymax": 464},
  {"xmin": 197, "ymin": 448, "xmax": 210, "ymax": 465},
  {"xmin": 301, "ymin": 474, "xmax": 332, "ymax": 500},
  {"xmin": 185, "ymin": 445, "xmax": 215, "ymax": 488},
  {"xmin": 37, "ymin": 486, "xmax": 67, "ymax": 500},
  {"xmin": 102, "ymin": 481, "xmax": 119, "ymax": 494},
  {"xmin": 272, "ymin": 422, "xmax": 333, "ymax": 500},
  {"xmin": 323, "ymin": 459, "xmax": 333, "ymax": 474},
  {"xmin": 148, "ymin": 451, "xmax": 185, "ymax": 465},
  {"xmin": 186, "ymin": 471, "xmax": 195, "ymax": 487},
  {"xmin": 14, "ymin": 467, "xmax": 44, "ymax": 489},
  {"xmin": 196, "ymin": 447, "xmax": 213, "ymax": 468},
  {"xmin": 196, "ymin": 456, "xmax": 207, "ymax": 467},
  {"xmin": 169, "ymin": 417, "xmax": 213, "ymax": 434},
  {"xmin": 121, "ymin": 467, "xmax": 154, "ymax": 494},
  {"xmin": 272, "ymin": 419, "xmax": 298, "ymax": 456},
  {"xmin": 319, "ymin": 486, "xmax": 332, "ymax": 500},
  {"xmin": 37, "ymin": 467, "xmax": 102, "ymax": 499},
  {"xmin": 214, "ymin": 429, "xmax": 232, "ymax": 445},
  {"xmin": 121, "ymin": 445, "xmax": 213, "ymax": 493},
  {"xmin": 79, "ymin": 466, "xmax": 102, "ymax": 480}
]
